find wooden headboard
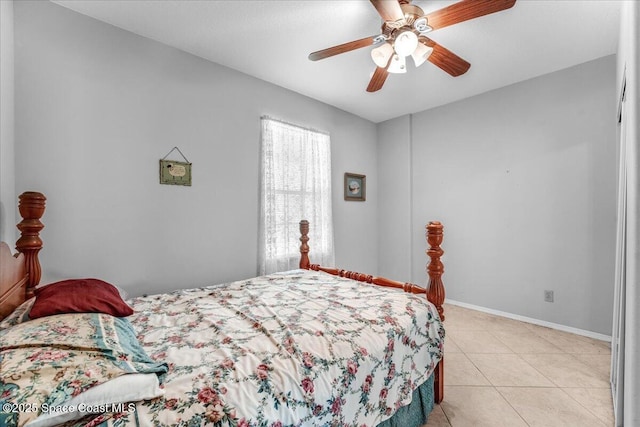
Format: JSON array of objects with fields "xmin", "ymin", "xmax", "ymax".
[
  {"xmin": 0, "ymin": 242, "xmax": 28, "ymax": 319},
  {"xmin": 0, "ymin": 191, "xmax": 46, "ymax": 319}
]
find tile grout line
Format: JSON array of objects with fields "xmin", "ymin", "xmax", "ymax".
[
  {"xmin": 556, "ymin": 386, "xmax": 612, "ymax": 426},
  {"xmin": 493, "ymin": 386, "xmax": 533, "ymax": 427}
]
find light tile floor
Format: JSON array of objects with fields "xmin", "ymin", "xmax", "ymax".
[{"xmin": 424, "ymin": 304, "xmax": 614, "ymax": 427}]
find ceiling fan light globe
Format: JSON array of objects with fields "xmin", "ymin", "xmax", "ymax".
[
  {"xmin": 412, "ymin": 44, "xmax": 433, "ymax": 67},
  {"xmin": 393, "ymin": 30, "xmax": 418, "ymax": 57},
  {"xmin": 371, "ymin": 42, "xmax": 394, "ymax": 68},
  {"xmin": 387, "ymin": 54, "xmax": 407, "ymax": 74}
]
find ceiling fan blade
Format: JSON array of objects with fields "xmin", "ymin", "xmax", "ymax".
[
  {"xmin": 370, "ymin": 0, "xmax": 405, "ymax": 23},
  {"xmin": 420, "ymin": 37, "xmax": 470, "ymax": 77},
  {"xmin": 367, "ymin": 49, "xmax": 393, "ymax": 92},
  {"xmin": 426, "ymin": 0, "xmax": 516, "ymax": 31},
  {"xmin": 367, "ymin": 66, "xmax": 389, "ymax": 92},
  {"xmin": 309, "ymin": 35, "xmax": 380, "ymax": 61}
]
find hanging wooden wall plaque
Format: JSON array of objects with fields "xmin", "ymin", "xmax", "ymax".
[{"xmin": 159, "ymin": 147, "xmax": 192, "ymax": 186}]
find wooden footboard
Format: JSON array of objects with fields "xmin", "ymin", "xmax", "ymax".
[{"xmin": 298, "ymin": 219, "xmax": 446, "ymax": 403}]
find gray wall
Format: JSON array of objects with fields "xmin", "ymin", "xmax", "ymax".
[
  {"xmin": 379, "ymin": 56, "xmax": 617, "ymax": 335},
  {"xmin": 0, "ymin": 0, "xmax": 16, "ymax": 245},
  {"xmin": 377, "ymin": 115, "xmax": 413, "ymax": 283},
  {"xmin": 13, "ymin": 1, "xmax": 378, "ymax": 297}
]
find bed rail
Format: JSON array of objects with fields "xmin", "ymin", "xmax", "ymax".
[{"xmin": 299, "ymin": 219, "xmax": 445, "ymax": 320}]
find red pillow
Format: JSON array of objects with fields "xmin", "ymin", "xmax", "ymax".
[{"xmin": 30, "ymin": 278, "xmax": 134, "ymax": 319}]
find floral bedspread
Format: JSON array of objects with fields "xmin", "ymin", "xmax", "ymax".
[
  {"xmin": 0, "ymin": 313, "xmax": 168, "ymax": 427},
  {"xmin": 92, "ymin": 269, "xmax": 445, "ymax": 427}
]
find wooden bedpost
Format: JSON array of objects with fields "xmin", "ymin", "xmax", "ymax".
[
  {"xmin": 299, "ymin": 220, "xmax": 310, "ymax": 269},
  {"xmin": 16, "ymin": 191, "xmax": 46, "ymax": 298},
  {"xmin": 425, "ymin": 221, "xmax": 445, "ymax": 404},
  {"xmin": 426, "ymin": 221, "xmax": 445, "ymax": 321}
]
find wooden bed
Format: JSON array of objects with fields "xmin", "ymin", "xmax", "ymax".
[{"xmin": 1, "ymin": 191, "xmax": 446, "ymax": 427}]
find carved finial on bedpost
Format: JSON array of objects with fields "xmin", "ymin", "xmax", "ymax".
[
  {"xmin": 426, "ymin": 221, "xmax": 445, "ymax": 321},
  {"xmin": 16, "ymin": 191, "xmax": 46, "ymax": 298},
  {"xmin": 299, "ymin": 220, "xmax": 310, "ymax": 270}
]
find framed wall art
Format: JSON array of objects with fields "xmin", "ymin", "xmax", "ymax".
[
  {"xmin": 160, "ymin": 147, "xmax": 192, "ymax": 186},
  {"xmin": 344, "ymin": 173, "xmax": 366, "ymax": 201}
]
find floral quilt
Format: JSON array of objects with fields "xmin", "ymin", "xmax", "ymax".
[
  {"xmin": 0, "ymin": 313, "xmax": 168, "ymax": 427},
  {"xmin": 85, "ymin": 269, "xmax": 445, "ymax": 427}
]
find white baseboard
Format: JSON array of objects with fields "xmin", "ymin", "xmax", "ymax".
[{"xmin": 445, "ymin": 299, "xmax": 612, "ymax": 343}]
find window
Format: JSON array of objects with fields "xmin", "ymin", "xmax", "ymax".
[{"xmin": 259, "ymin": 117, "xmax": 334, "ymax": 275}]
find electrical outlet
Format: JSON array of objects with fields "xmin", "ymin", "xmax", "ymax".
[{"xmin": 544, "ymin": 290, "xmax": 554, "ymax": 303}]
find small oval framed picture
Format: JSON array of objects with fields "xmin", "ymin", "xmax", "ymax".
[{"xmin": 344, "ymin": 173, "xmax": 366, "ymax": 201}]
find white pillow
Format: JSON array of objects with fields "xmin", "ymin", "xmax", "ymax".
[{"xmin": 25, "ymin": 373, "xmax": 163, "ymax": 427}]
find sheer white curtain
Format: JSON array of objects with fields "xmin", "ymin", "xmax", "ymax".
[{"xmin": 259, "ymin": 117, "xmax": 334, "ymax": 275}]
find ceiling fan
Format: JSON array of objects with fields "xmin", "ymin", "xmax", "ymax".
[{"xmin": 309, "ymin": 0, "xmax": 516, "ymax": 92}]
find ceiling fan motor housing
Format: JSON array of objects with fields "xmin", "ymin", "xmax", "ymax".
[
  {"xmin": 400, "ymin": 3, "xmax": 425, "ymax": 27},
  {"xmin": 381, "ymin": 2, "xmax": 428, "ymax": 41}
]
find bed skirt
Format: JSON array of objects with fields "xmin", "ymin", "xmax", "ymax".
[{"xmin": 377, "ymin": 374, "xmax": 435, "ymax": 427}]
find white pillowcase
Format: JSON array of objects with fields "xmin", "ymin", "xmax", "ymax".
[{"xmin": 25, "ymin": 373, "xmax": 163, "ymax": 427}]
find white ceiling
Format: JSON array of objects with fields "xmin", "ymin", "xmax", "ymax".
[{"xmin": 52, "ymin": 0, "xmax": 622, "ymax": 123}]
